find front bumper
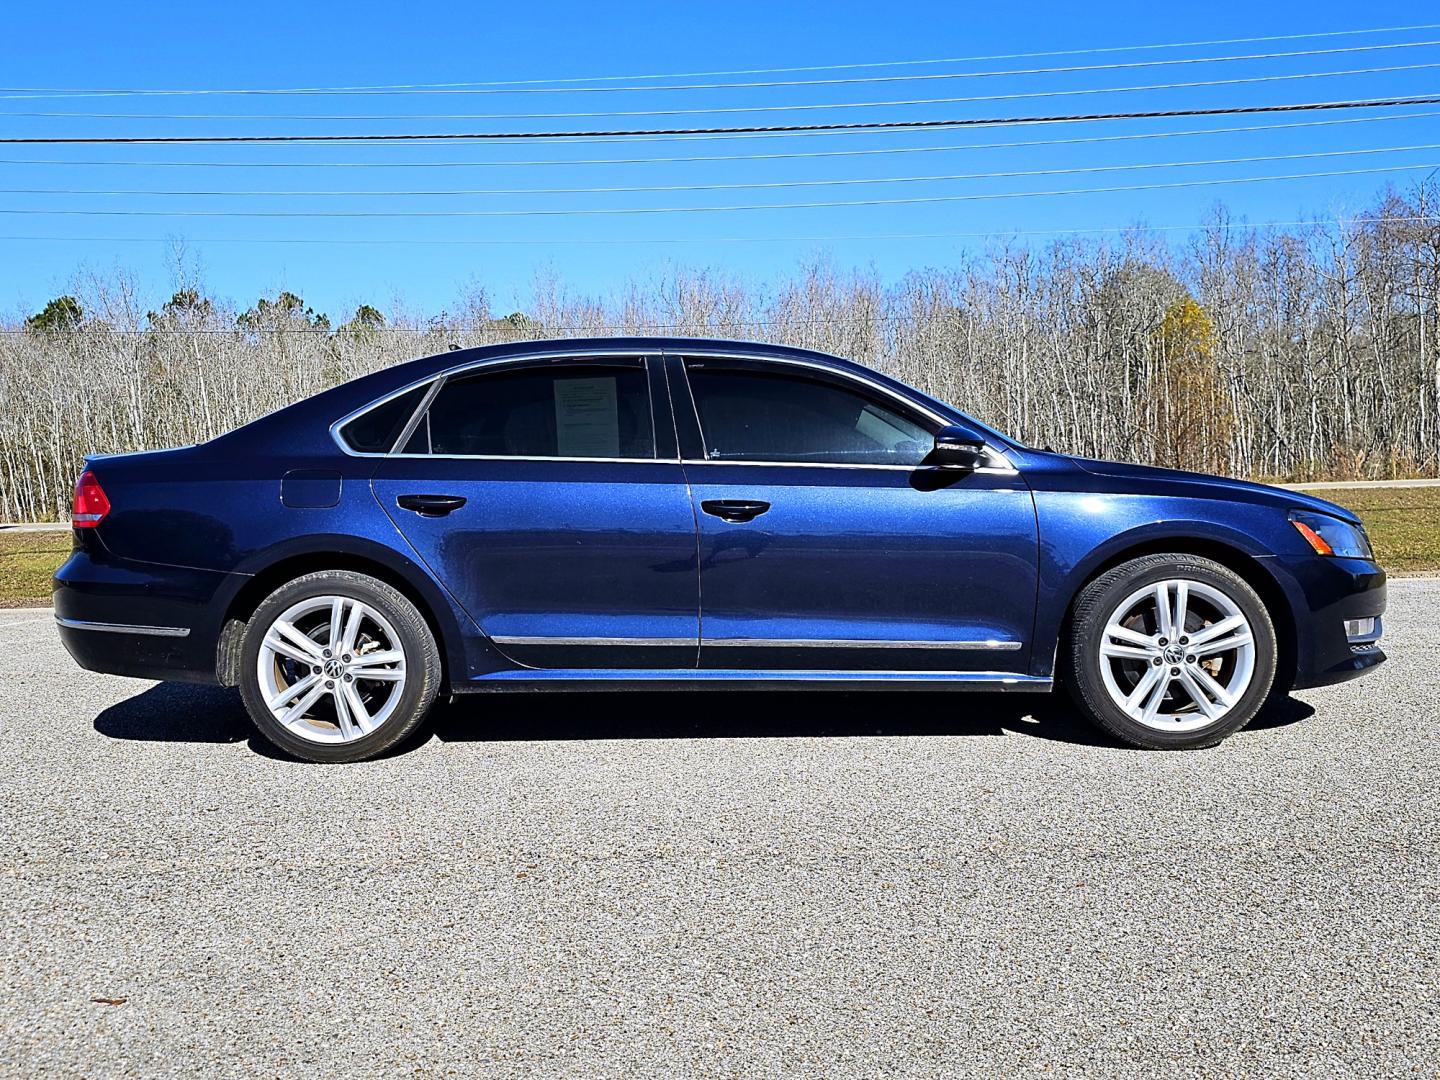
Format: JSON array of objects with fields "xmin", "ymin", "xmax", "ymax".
[{"xmin": 1270, "ymin": 554, "xmax": 1387, "ymax": 689}]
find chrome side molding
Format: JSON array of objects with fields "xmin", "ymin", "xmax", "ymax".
[{"xmin": 55, "ymin": 616, "xmax": 191, "ymax": 638}]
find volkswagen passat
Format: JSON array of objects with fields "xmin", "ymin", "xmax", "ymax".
[{"xmin": 55, "ymin": 338, "xmax": 1387, "ymax": 762}]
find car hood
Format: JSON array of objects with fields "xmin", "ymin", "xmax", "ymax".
[{"xmin": 1062, "ymin": 454, "xmax": 1362, "ymax": 524}]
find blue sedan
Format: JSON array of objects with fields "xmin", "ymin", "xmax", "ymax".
[{"xmin": 54, "ymin": 338, "xmax": 1387, "ymax": 761}]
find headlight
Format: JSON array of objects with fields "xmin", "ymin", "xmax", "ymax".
[{"xmin": 1289, "ymin": 510, "xmax": 1374, "ymax": 559}]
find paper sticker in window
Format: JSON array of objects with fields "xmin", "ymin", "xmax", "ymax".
[{"xmin": 554, "ymin": 376, "xmax": 620, "ymax": 457}]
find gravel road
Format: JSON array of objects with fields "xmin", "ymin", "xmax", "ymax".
[{"xmin": 2, "ymin": 581, "xmax": 1436, "ymax": 1078}]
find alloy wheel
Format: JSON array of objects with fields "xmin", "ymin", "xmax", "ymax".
[
  {"xmin": 1096, "ymin": 578, "xmax": 1256, "ymax": 733},
  {"xmin": 256, "ymin": 595, "xmax": 408, "ymax": 744}
]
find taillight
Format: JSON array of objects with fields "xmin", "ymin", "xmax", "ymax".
[{"xmin": 72, "ymin": 469, "xmax": 110, "ymax": 528}]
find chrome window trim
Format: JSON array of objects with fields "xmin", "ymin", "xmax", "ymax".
[
  {"xmin": 678, "ymin": 353, "xmax": 1017, "ymax": 474},
  {"xmin": 328, "ymin": 348, "xmax": 667, "ymax": 460},
  {"xmin": 327, "ymin": 344, "xmax": 1017, "ymax": 474},
  {"xmin": 680, "ymin": 458, "xmax": 1017, "ymax": 476},
  {"xmin": 330, "ymin": 376, "xmax": 443, "ymax": 459},
  {"xmin": 388, "ymin": 375, "xmax": 444, "ymax": 455},
  {"xmin": 56, "ymin": 616, "xmax": 191, "ymax": 638},
  {"xmin": 382, "ymin": 454, "xmax": 681, "ymax": 465}
]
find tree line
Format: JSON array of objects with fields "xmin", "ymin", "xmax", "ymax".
[{"xmin": 2, "ymin": 182, "xmax": 1437, "ymax": 521}]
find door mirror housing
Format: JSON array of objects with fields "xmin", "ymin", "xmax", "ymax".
[{"xmin": 931, "ymin": 422, "xmax": 989, "ymax": 470}]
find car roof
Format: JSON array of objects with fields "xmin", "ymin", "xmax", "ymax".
[{"xmin": 207, "ymin": 336, "xmax": 969, "ymax": 457}]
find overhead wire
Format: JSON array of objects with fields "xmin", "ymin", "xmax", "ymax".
[
  {"xmin": 5, "ymin": 21, "xmax": 1440, "ymax": 96},
  {"xmin": 11, "ymin": 61, "xmax": 1440, "ymax": 122},
  {"xmin": 0, "ymin": 108, "xmax": 1434, "ymax": 169},
  {"xmin": 1, "ymin": 39, "xmax": 1438, "ymax": 103},
  {"xmin": 6, "ymin": 142, "xmax": 1439, "ymax": 198},
  {"xmin": 0, "ymin": 215, "xmax": 1434, "ymax": 250},
  {"xmin": 4, "ymin": 94, "xmax": 1440, "ymax": 144},
  {"xmin": 2, "ymin": 161, "xmax": 1437, "ymax": 217}
]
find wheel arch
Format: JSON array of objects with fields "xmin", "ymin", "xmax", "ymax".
[
  {"xmin": 1049, "ymin": 534, "xmax": 1297, "ymax": 693},
  {"xmin": 214, "ymin": 539, "xmax": 467, "ymax": 691}
]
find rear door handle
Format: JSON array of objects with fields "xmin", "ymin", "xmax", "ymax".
[
  {"xmin": 396, "ymin": 493, "xmax": 467, "ymax": 517},
  {"xmin": 701, "ymin": 499, "xmax": 770, "ymax": 523}
]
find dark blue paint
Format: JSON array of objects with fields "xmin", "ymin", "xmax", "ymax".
[
  {"xmin": 686, "ymin": 463, "xmax": 1035, "ymax": 672},
  {"xmin": 372, "ymin": 456, "xmax": 699, "ymax": 669},
  {"xmin": 53, "ymin": 336, "xmax": 1387, "ymax": 695}
]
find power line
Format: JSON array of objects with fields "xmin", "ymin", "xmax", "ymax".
[
  {"xmin": 6, "ymin": 21, "xmax": 1440, "ymax": 97},
  {"xmin": 4, "ymin": 94, "xmax": 1439, "ymax": 144},
  {"xmin": 3, "ymin": 161, "xmax": 1436, "ymax": 217},
  {"xmin": 3, "ymin": 39, "xmax": 1439, "ymax": 103},
  {"xmin": 4, "ymin": 109, "xmax": 1437, "ymax": 169},
  {"xmin": 11, "ymin": 142, "xmax": 1440, "ymax": 198},
  {"xmin": 0, "ymin": 216, "xmax": 1433, "ymax": 250},
  {"xmin": 15, "ymin": 61, "xmax": 1440, "ymax": 122}
]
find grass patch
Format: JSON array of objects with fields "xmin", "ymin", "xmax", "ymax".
[
  {"xmin": 1322, "ymin": 486, "xmax": 1440, "ymax": 574},
  {"xmin": 0, "ymin": 530, "xmax": 70, "ymax": 607},
  {"xmin": 0, "ymin": 485, "xmax": 1434, "ymax": 608}
]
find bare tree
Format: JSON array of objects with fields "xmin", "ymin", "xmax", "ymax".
[{"xmin": 1, "ymin": 181, "xmax": 1436, "ymax": 521}]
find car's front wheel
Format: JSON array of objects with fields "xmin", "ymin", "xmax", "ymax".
[
  {"xmin": 1065, "ymin": 554, "xmax": 1278, "ymax": 749},
  {"xmin": 238, "ymin": 570, "xmax": 441, "ymax": 763}
]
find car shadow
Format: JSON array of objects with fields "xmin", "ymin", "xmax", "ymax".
[
  {"xmin": 425, "ymin": 689, "xmax": 1115, "ymax": 747},
  {"xmin": 92, "ymin": 681, "xmax": 1317, "ymax": 760}
]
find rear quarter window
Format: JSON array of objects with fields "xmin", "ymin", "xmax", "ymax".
[{"xmin": 338, "ymin": 384, "xmax": 429, "ymax": 454}]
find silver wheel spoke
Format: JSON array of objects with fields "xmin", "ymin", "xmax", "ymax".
[
  {"xmin": 1105, "ymin": 624, "xmax": 1156, "ymax": 648},
  {"xmin": 1123, "ymin": 665, "xmax": 1163, "ymax": 715},
  {"xmin": 341, "ymin": 601, "xmax": 367, "ymax": 655},
  {"xmin": 1188, "ymin": 663, "xmax": 1236, "ymax": 708},
  {"xmin": 278, "ymin": 681, "xmax": 329, "ymax": 727},
  {"xmin": 352, "ymin": 667, "xmax": 404, "ymax": 682},
  {"xmin": 273, "ymin": 619, "xmax": 324, "ymax": 661},
  {"xmin": 332, "ymin": 680, "xmax": 359, "ymax": 740},
  {"xmin": 1154, "ymin": 583, "xmax": 1174, "ymax": 639},
  {"xmin": 1177, "ymin": 668, "xmax": 1223, "ymax": 719},
  {"xmin": 1172, "ymin": 581, "xmax": 1189, "ymax": 638},
  {"xmin": 1139, "ymin": 672, "xmax": 1170, "ymax": 723},
  {"xmin": 263, "ymin": 632, "xmax": 317, "ymax": 667},
  {"xmin": 350, "ymin": 650, "xmax": 405, "ymax": 677},
  {"xmin": 1188, "ymin": 614, "xmax": 1246, "ymax": 647},
  {"xmin": 328, "ymin": 597, "xmax": 345, "ymax": 651},
  {"xmin": 1101, "ymin": 642, "xmax": 1154, "ymax": 661},
  {"xmin": 342, "ymin": 682, "xmax": 373, "ymax": 733},
  {"xmin": 1194, "ymin": 630, "xmax": 1253, "ymax": 658},
  {"xmin": 267, "ymin": 672, "xmax": 319, "ymax": 712}
]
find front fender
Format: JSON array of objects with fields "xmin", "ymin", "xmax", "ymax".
[{"xmin": 1030, "ymin": 491, "xmax": 1297, "ymax": 679}]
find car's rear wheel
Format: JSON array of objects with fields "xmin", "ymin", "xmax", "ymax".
[
  {"xmin": 1065, "ymin": 554, "xmax": 1277, "ymax": 749},
  {"xmin": 238, "ymin": 570, "xmax": 441, "ymax": 763}
]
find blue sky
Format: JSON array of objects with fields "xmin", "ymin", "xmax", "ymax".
[{"xmin": 2, "ymin": 1, "xmax": 1439, "ymax": 322}]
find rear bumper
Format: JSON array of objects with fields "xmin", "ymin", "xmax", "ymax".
[
  {"xmin": 1271, "ymin": 555, "xmax": 1387, "ymax": 690},
  {"xmin": 53, "ymin": 546, "xmax": 234, "ymax": 684}
]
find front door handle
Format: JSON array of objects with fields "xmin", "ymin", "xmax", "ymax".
[
  {"xmin": 396, "ymin": 493, "xmax": 467, "ymax": 517},
  {"xmin": 701, "ymin": 499, "xmax": 770, "ymax": 523}
]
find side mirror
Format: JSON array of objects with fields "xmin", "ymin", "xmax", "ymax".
[{"xmin": 932, "ymin": 423, "xmax": 988, "ymax": 470}]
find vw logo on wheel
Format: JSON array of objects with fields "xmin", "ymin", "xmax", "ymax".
[{"xmin": 324, "ymin": 658, "xmax": 345, "ymax": 679}]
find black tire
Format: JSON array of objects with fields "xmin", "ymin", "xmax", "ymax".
[
  {"xmin": 1064, "ymin": 553, "xmax": 1278, "ymax": 750},
  {"xmin": 238, "ymin": 570, "xmax": 441, "ymax": 763}
]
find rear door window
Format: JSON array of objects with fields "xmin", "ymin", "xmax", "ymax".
[{"xmin": 405, "ymin": 361, "xmax": 655, "ymax": 459}]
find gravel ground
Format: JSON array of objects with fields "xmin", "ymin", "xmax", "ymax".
[{"xmin": 1, "ymin": 582, "xmax": 1436, "ymax": 1079}]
